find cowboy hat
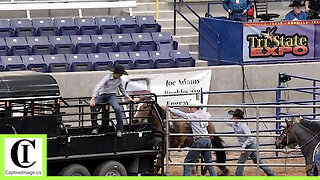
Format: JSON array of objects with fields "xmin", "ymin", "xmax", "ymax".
[
  {"xmin": 289, "ymin": 0, "xmax": 304, "ymax": 7},
  {"xmin": 111, "ymin": 64, "xmax": 128, "ymax": 75},
  {"xmin": 189, "ymin": 100, "xmax": 203, "ymax": 107},
  {"xmin": 228, "ymin": 109, "xmax": 244, "ymax": 118}
]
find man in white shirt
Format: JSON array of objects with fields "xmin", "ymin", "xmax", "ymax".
[
  {"xmin": 90, "ymin": 65, "xmax": 134, "ymax": 137},
  {"xmin": 163, "ymin": 100, "xmax": 217, "ymax": 176},
  {"xmin": 226, "ymin": 109, "xmax": 276, "ymax": 176}
]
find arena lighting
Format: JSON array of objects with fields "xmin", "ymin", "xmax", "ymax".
[{"xmin": 279, "ymin": 74, "xmax": 292, "ymax": 83}]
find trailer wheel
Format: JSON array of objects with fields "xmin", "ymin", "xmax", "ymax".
[
  {"xmin": 94, "ymin": 160, "xmax": 127, "ymax": 176},
  {"xmin": 58, "ymin": 164, "xmax": 90, "ymax": 176}
]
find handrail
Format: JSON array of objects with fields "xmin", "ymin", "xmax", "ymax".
[
  {"xmin": 173, "ymin": 0, "xmax": 222, "ymax": 62},
  {"xmin": 0, "ymin": 1, "xmax": 137, "ymax": 18}
]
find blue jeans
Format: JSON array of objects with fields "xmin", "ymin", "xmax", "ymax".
[
  {"xmin": 183, "ymin": 138, "xmax": 217, "ymax": 176},
  {"xmin": 229, "ymin": 12, "xmax": 247, "ymax": 22},
  {"xmin": 315, "ymin": 146, "xmax": 320, "ymax": 175},
  {"xmin": 91, "ymin": 93, "xmax": 123, "ymax": 132},
  {"xmin": 236, "ymin": 143, "xmax": 275, "ymax": 176}
]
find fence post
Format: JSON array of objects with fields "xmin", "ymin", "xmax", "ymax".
[
  {"xmin": 174, "ymin": 0, "xmax": 177, "ymax": 35},
  {"xmin": 256, "ymin": 106, "xmax": 260, "ymax": 176},
  {"xmin": 165, "ymin": 106, "xmax": 170, "ymax": 175}
]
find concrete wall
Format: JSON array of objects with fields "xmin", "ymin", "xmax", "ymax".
[{"xmin": 50, "ymin": 62, "xmax": 320, "ymax": 145}]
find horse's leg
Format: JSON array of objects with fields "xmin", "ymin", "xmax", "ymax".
[
  {"xmin": 207, "ymin": 123, "xmax": 229, "ymax": 176},
  {"xmin": 154, "ymin": 154, "xmax": 162, "ymax": 174}
]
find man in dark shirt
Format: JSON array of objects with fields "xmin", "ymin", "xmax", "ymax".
[
  {"xmin": 285, "ymin": 0, "xmax": 308, "ymax": 20},
  {"xmin": 223, "ymin": 0, "xmax": 253, "ymax": 21},
  {"xmin": 305, "ymin": 0, "xmax": 320, "ymax": 18}
]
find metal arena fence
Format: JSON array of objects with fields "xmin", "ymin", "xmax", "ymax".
[{"xmin": 163, "ymin": 104, "xmax": 320, "ymax": 176}]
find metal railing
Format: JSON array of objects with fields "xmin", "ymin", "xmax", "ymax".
[
  {"xmin": 164, "ymin": 104, "xmax": 317, "ymax": 176},
  {"xmin": 173, "ymin": 0, "xmax": 222, "ymax": 62},
  {"xmin": 0, "ymin": 0, "xmax": 137, "ymax": 18}
]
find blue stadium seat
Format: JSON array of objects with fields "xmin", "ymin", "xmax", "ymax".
[
  {"xmin": 0, "ymin": 38, "xmax": 10, "ymax": 56},
  {"xmin": 152, "ymin": 32, "xmax": 178, "ymax": 51},
  {"xmin": 70, "ymin": 35, "xmax": 95, "ymax": 54},
  {"xmin": 131, "ymin": 33, "xmax": 156, "ymax": 51},
  {"xmin": 115, "ymin": 16, "xmax": 139, "ymax": 33},
  {"xmin": 65, "ymin": 54, "xmax": 91, "ymax": 71},
  {"xmin": 95, "ymin": 17, "xmax": 119, "ymax": 34},
  {"xmin": 108, "ymin": 52, "xmax": 132, "ymax": 70},
  {"xmin": 6, "ymin": 37, "xmax": 31, "ymax": 56},
  {"xmin": 129, "ymin": 51, "xmax": 153, "ymax": 69},
  {"xmin": 135, "ymin": 16, "xmax": 161, "ymax": 33},
  {"xmin": 111, "ymin": 33, "xmax": 135, "ymax": 52},
  {"xmin": 75, "ymin": 17, "xmax": 99, "ymax": 35},
  {"xmin": 43, "ymin": 54, "xmax": 68, "ymax": 72},
  {"xmin": 170, "ymin": 50, "xmax": 195, "ymax": 67},
  {"xmin": 0, "ymin": 19, "xmax": 13, "ymax": 37},
  {"xmin": 87, "ymin": 53, "xmax": 113, "ymax": 71},
  {"xmin": 149, "ymin": 51, "xmax": 175, "ymax": 68},
  {"xmin": 27, "ymin": 36, "xmax": 53, "ymax": 55},
  {"xmin": 49, "ymin": 36, "xmax": 75, "ymax": 54},
  {"xmin": 10, "ymin": 19, "xmax": 36, "ymax": 37},
  {"xmin": 54, "ymin": 18, "xmax": 79, "ymax": 36},
  {"xmin": 32, "ymin": 18, "xmax": 57, "ymax": 36},
  {"xmin": 21, "ymin": 55, "xmax": 47, "ymax": 72},
  {"xmin": 0, "ymin": 56, "xmax": 26, "ymax": 71},
  {"xmin": 91, "ymin": 34, "xmax": 116, "ymax": 53},
  {"xmin": 0, "ymin": 60, "xmax": 4, "ymax": 71}
]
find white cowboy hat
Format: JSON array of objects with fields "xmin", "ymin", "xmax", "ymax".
[{"xmin": 189, "ymin": 100, "xmax": 203, "ymax": 107}]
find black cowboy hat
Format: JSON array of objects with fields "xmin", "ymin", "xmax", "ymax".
[
  {"xmin": 228, "ymin": 109, "xmax": 244, "ymax": 118},
  {"xmin": 111, "ymin": 64, "xmax": 128, "ymax": 75},
  {"xmin": 289, "ymin": 0, "xmax": 304, "ymax": 7}
]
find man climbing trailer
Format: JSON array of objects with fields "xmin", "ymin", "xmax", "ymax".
[{"xmin": 0, "ymin": 71, "xmax": 163, "ymax": 176}]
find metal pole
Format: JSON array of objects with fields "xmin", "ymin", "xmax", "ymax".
[
  {"xmin": 78, "ymin": 8, "xmax": 83, "ymax": 18},
  {"xmin": 256, "ymin": 107, "xmax": 260, "ymax": 176},
  {"xmin": 313, "ymin": 80, "xmax": 316, "ymax": 120},
  {"xmin": 165, "ymin": 106, "xmax": 170, "ymax": 175},
  {"xmin": 26, "ymin": 10, "xmax": 31, "ymax": 19},
  {"xmin": 156, "ymin": 0, "xmax": 159, "ymax": 19},
  {"xmin": 173, "ymin": 0, "xmax": 177, "ymax": 35}
]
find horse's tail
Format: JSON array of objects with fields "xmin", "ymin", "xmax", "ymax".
[{"xmin": 211, "ymin": 136, "xmax": 229, "ymax": 176}]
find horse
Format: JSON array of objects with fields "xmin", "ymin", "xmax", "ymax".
[
  {"xmin": 134, "ymin": 96, "xmax": 229, "ymax": 176},
  {"xmin": 275, "ymin": 118, "xmax": 320, "ymax": 176}
]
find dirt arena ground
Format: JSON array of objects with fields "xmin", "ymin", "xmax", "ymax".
[{"xmin": 168, "ymin": 152, "xmax": 307, "ymax": 176}]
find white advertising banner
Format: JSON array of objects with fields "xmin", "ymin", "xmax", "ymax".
[{"xmin": 122, "ymin": 69, "xmax": 212, "ymax": 106}]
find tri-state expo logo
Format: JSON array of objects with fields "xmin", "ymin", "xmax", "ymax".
[
  {"xmin": 247, "ymin": 26, "xmax": 309, "ymax": 58},
  {"xmin": 3, "ymin": 137, "xmax": 45, "ymax": 176}
]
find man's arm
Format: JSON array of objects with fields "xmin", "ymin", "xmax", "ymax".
[
  {"xmin": 169, "ymin": 108, "xmax": 194, "ymax": 120},
  {"xmin": 241, "ymin": 124, "xmax": 253, "ymax": 148},
  {"xmin": 305, "ymin": 1, "xmax": 310, "ymax": 12},
  {"xmin": 118, "ymin": 81, "xmax": 129, "ymax": 99},
  {"xmin": 223, "ymin": 0, "xmax": 231, "ymax": 12},
  {"xmin": 90, "ymin": 74, "xmax": 110, "ymax": 106},
  {"xmin": 246, "ymin": 0, "xmax": 254, "ymax": 11}
]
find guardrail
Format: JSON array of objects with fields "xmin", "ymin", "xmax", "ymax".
[{"xmin": 0, "ymin": 0, "xmax": 137, "ymax": 18}]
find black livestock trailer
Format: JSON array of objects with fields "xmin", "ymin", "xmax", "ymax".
[{"xmin": 0, "ymin": 71, "xmax": 164, "ymax": 176}]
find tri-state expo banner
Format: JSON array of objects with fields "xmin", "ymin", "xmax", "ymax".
[
  {"xmin": 243, "ymin": 20, "xmax": 320, "ymax": 62},
  {"xmin": 122, "ymin": 69, "xmax": 212, "ymax": 106}
]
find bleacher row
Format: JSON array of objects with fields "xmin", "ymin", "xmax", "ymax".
[
  {"xmin": 0, "ymin": 50, "xmax": 194, "ymax": 72},
  {"xmin": 0, "ymin": 16, "xmax": 161, "ymax": 37},
  {"xmin": 0, "ymin": 16, "xmax": 195, "ymax": 72}
]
